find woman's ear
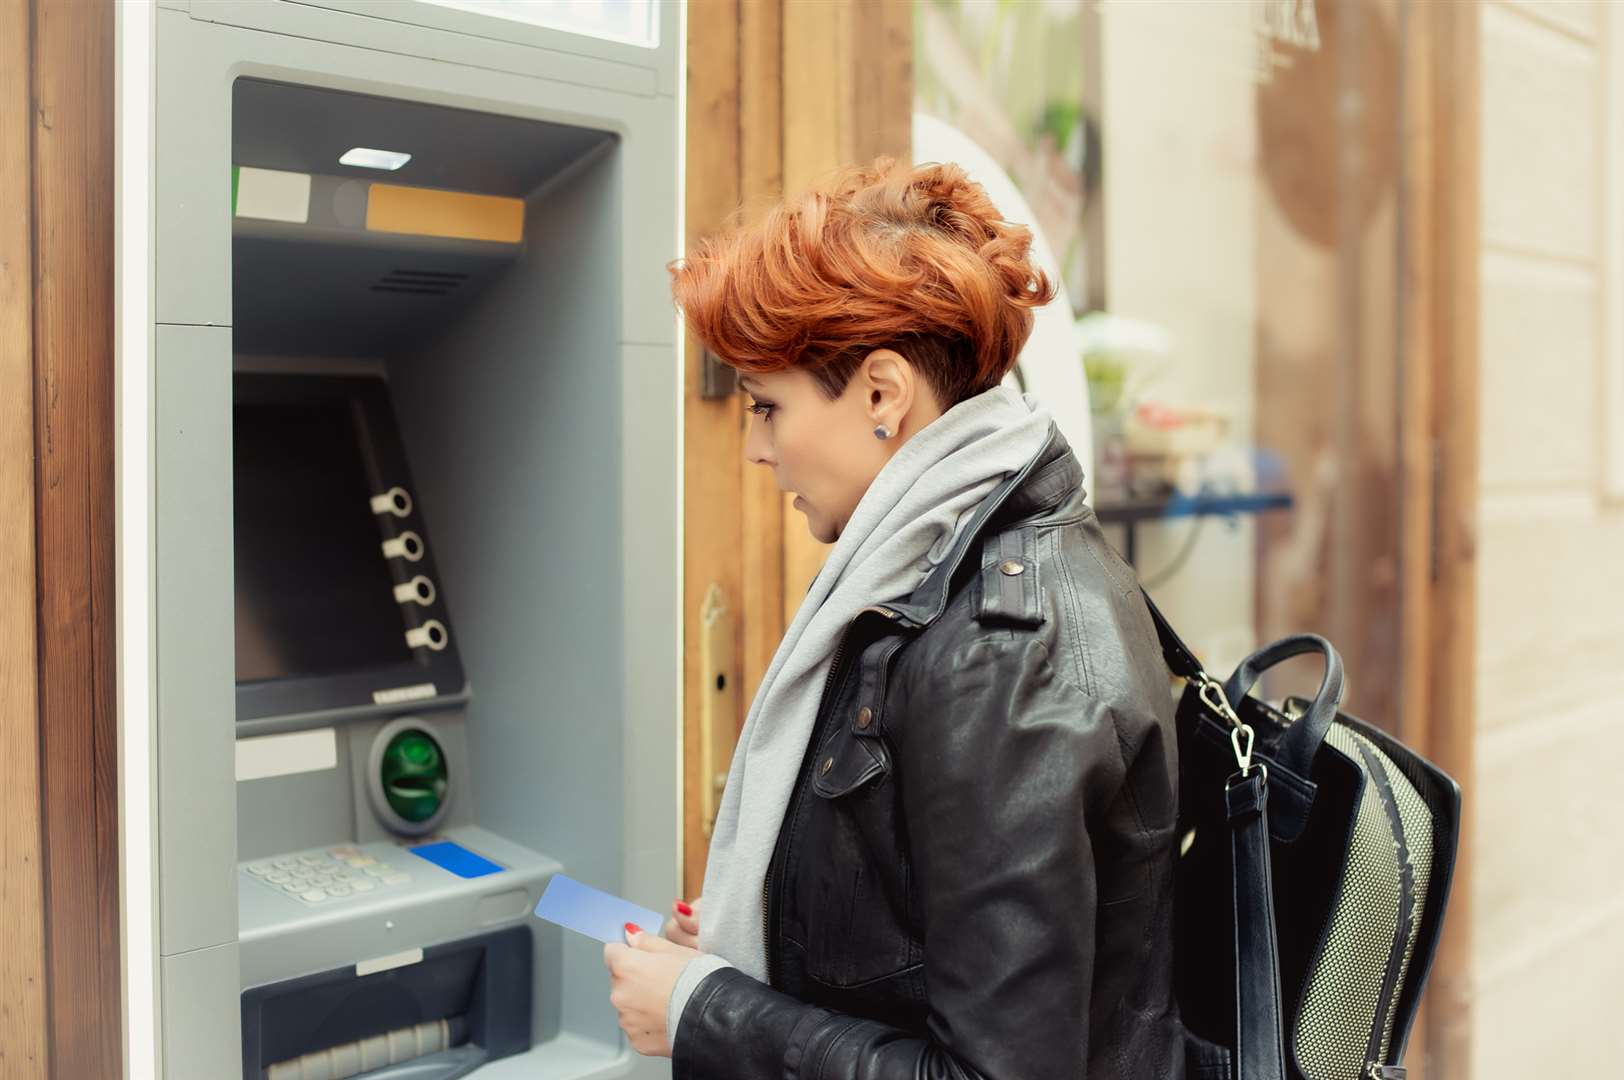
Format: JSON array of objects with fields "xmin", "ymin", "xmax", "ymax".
[{"xmin": 859, "ymin": 349, "xmax": 913, "ymax": 432}]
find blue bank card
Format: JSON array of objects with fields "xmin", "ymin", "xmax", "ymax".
[{"xmin": 533, "ymin": 874, "xmax": 665, "ymax": 945}]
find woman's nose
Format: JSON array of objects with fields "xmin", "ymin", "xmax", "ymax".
[{"xmin": 742, "ymin": 417, "xmax": 774, "ymax": 467}]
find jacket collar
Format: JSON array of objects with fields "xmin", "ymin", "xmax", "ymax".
[{"xmin": 881, "ymin": 422, "xmax": 1085, "ymax": 630}]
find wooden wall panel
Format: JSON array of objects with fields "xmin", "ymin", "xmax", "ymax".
[
  {"xmin": 0, "ymin": 0, "xmax": 49, "ymax": 1071},
  {"xmin": 1397, "ymin": 1, "xmax": 1438, "ymax": 1069},
  {"xmin": 683, "ymin": 0, "xmax": 746, "ymax": 899},
  {"xmin": 850, "ymin": 0, "xmax": 914, "ymax": 168},
  {"xmin": 738, "ymin": 0, "xmax": 786, "ymax": 713},
  {"xmin": 681, "ymin": 0, "xmax": 910, "ymax": 894},
  {"xmin": 32, "ymin": 0, "xmax": 121, "ymax": 1075},
  {"xmin": 779, "ymin": 0, "xmax": 914, "ymax": 620}
]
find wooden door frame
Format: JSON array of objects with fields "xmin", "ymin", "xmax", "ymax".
[
  {"xmin": 1400, "ymin": 1, "xmax": 1479, "ymax": 1077},
  {"xmin": 1, "ymin": 0, "xmax": 51, "ymax": 1070},
  {"xmin": 0, "ymin": 1, "xmax": 122, "ymax": 1076}
]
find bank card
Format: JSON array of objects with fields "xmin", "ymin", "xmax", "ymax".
[{"xmin": 533, "ymin": 874, "xmax": 664, "ymax": 945}]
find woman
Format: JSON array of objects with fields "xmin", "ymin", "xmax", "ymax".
[{"xmin": 603, "ymin": 159, "xmax": 1184, "ymax": 1078}]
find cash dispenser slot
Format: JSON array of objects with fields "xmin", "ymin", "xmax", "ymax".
[{"xmin": 242, "ymin": 926, "xmax": 531, "ymax": 1080}]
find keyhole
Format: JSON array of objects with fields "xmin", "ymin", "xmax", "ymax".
[{"xmin": 715, "ymin": 673, "xmax": 726, "ymax": 692}]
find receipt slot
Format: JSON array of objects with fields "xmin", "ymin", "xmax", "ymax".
[{"xmin": 120, "ymin": 3, "xmax": 681, "ymax": 1077}]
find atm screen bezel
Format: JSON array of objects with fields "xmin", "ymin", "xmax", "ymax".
[{"xmin": 232, "ymin": 371, "xmax": 468, "ymax": 724}]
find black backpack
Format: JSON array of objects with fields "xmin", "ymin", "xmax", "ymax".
[{"xmin": 1143, "ymin": 592, "xmax": 1462, "ymax": 1080}]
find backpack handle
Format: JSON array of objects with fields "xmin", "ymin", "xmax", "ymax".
[
  {"xmin": 1142, "ymin": 588, "xmax": 1345, "ymax": 783},
  {"xmin": 1223, "ymin": 634, "xmax": 1344, "ymax": 784}
]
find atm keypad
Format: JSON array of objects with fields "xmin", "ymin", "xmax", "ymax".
[{"xmin": 244, "ymin": 847, "xmax": 414, "ymax": 905}]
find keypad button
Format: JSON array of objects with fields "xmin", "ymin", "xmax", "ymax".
[
  {"xmin": 282, "ymin": 882, "xmax": 306, "ymax": 894},
  {"xmin": 328, "ymin": 846, "xmax": 360, "ymax": 859},
  {"xmin": 299, "ymin": 854, "xmax": 325, "ymax": 866},
  {"xmin": 346, "ymin": 856, "xmax": 377, "ymax": 868},
  {"xmin": 247, "ymin": 862, "xmax": 274, "ymax": 876},
  {"xmin": 292, "ymin": 866, "xmax": 315, "ymax": 879},
  {"xmin": 301, "ymin": 889, "xmax": 328, "ymax": 903},
  {"xmin": 274, "ymin": 857, "xmax": 298, "ymax": 870},
  {"xmin": 364, "ymin": 864, "xmax": 390, "ymax": 877},
  {"xmin": 350, "ymin": 880, "xmax": 376, "ymax": 893},
  {"xmin": 325, "ymin": 885, "xmax": 352, "ymax": 898},
  {"xmin": 267, "ymin": 871, "xmax": 292, "ymax": 884},
  {"xmin": 381, "ymin": 873, "xmax": 411, "ymax": 886},
  {"xmin": 310, "ymin": 874, "xmax": 334, "ymax": 887}
]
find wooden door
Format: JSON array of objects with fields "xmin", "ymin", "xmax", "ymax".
[{"xmin": 680, "ymin": 0, "xmax": 914, "ymax": 898}]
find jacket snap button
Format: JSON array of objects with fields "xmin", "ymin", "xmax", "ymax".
[
  {"xmin": 1000, "ymin": 559, "xmax": 1025, "ymax": 576},
  {"xmin": 856, "ymin": 707, "xmax": 872, "ymax": 730},
  {"xmin": 821, "ymin": 757, "xmax": 834, "ymax": 776}
]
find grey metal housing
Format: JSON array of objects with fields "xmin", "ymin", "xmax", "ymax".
[{"xmin": 151, "ymin": 2, "xmax": 681, "ymax": 1076}]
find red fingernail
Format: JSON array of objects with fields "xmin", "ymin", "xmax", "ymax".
[
  {"xmin": 625, "ymin": 922, "xmax": 642, "ymax": 935},
  {"xmin": 676, "ymin": 901, "xmax": 692, "ymax": 916}
]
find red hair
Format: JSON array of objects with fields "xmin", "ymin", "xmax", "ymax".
[{"xmin": 670, "ymin": 158, "xmax": 1055, "ymax": 406}]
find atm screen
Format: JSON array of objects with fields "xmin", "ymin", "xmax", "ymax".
[{"xmin": 234, "ymin": 398, "xmax": 414, "ymax": 683}]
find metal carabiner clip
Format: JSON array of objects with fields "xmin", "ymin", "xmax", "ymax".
[
  {"xmin": 1198, "ymin": 675, "xmax": 1242, "ymax": 729},
  {"xmin": 1231, "ymin": 722, "xmax": 1256, "ymax": 775}
]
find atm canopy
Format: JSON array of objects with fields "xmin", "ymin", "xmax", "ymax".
[{"xmin": 232, "ymin": 78, "xmax": 616, "ymax": 357}]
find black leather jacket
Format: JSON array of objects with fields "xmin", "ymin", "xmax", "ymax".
[{"xmin": 673, "ymin": 427, "xmax": 1185, "ymax": 1080}]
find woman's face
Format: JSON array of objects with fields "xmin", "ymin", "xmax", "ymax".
[{"xmin": 740, "ymin": 350, "xmax": 941, "ymax": 544}]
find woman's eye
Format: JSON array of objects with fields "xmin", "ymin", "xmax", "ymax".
[{"xmin": 746, "ymin": 401, "xmax": 775, "ymax": 421}]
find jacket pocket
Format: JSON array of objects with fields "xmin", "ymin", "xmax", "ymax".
[
  {"xmin": 800, "ymin": 727, "xmax": 913, "ymax": 988},
  {"xmin": 811, "ymin": 723, "xmax": 889, "ymax": 798}
]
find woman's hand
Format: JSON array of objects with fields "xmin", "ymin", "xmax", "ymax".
[
  {"xmin": 603, "ymin": 924, "xmax": 699, "ymax": 1058},
  {"xmin": 663, "ymin": 896, "xmax": 701, "ymax": 948}
]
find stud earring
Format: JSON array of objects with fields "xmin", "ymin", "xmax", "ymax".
[{"xmin": 873, "ymin": 424, "xmax": 891, "ymax": 440}]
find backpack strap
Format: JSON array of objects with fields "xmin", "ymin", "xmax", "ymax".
[
  {"xmin": 1141, "ymin": 587, "xmax": 1206, "ymax": 683},
  {"xmin": 1227, "ymin": 769, "xmax": 1290, "ymax": 1080},
  {"xmin": 1151, "ymin": 586, "xmax": 1291, "ymax": 1079}
]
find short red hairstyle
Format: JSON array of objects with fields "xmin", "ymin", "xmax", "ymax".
[{"xmin": 670, "ymin": 158, "xmax": 1056, "ymax": 407}]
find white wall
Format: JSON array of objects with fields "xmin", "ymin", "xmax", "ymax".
[{"xmin": 1473, "ymin": 1, "xmax": 1624, "ymax": 1074}]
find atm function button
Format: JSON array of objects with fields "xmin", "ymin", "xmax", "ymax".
[
  {"xmin": 247, "ymin": 862, "xmax": 274, "ymax": 876},
  {"xmin": 382, "ymin": 873, "xmax": 411, "ymax": 886},
  {"xmin": 347, "ymin": 856, "xmax": 377, "ymax": 868},
  {"xmin": 364, "ymin": 864, "xmax": 391, "ymax": 877},
  {"xmin": 350, "ymin": 880, "xmax": 376, "ymax": 893},
  {"xmin": 301, "ymin": 890, "xmax": 328, "ymax": 903},
  {"xmin": 328, "ymin": 846, "xmax": 360, "ymax": 859}
]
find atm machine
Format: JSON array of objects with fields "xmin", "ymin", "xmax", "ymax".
[{"xmin": 121, "ymin": 3, "xmax": 681, "ymax": 1077}]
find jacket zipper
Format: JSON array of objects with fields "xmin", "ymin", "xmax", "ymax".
[{"xmin": 760, "ymin": 606, "xmax": 897, "ymax": 988}]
